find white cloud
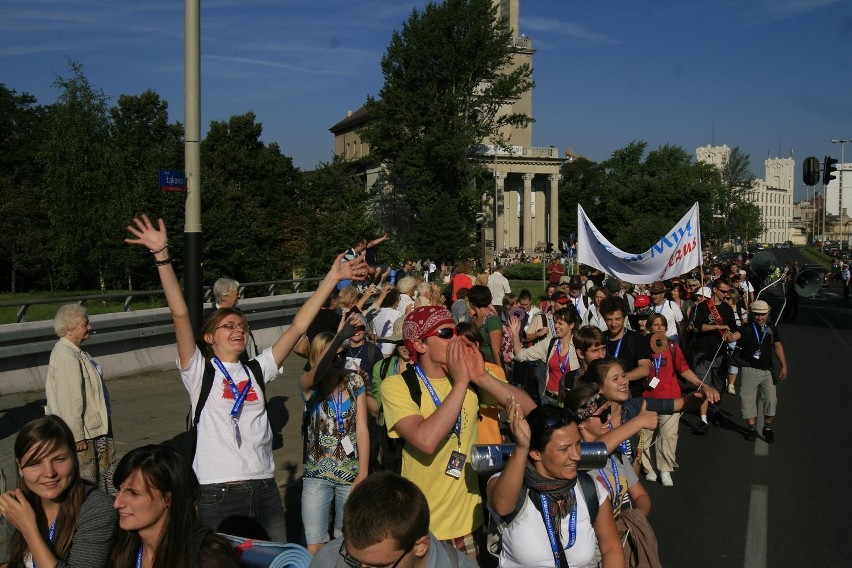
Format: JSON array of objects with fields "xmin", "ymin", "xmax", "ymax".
[{"xmin": 521, "ymin": 17, "xmax": 617, "ymax": 43}]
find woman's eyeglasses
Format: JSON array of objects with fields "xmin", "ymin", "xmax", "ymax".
[
  {"xmin": 216, "ymin": 322, "xmax": 249, "ymax": 331},
  {"xmin": 421, "ymin": 327, "xmax": 457, "ymax": 341}
]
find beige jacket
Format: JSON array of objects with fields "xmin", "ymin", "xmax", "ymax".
[{"xmin": 45, "ymin": 337, "xmax": 110, "ymax": 441}]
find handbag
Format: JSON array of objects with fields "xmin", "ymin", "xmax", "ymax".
[{"xmin": 292, "ymin": 334, "xmax": 311, "ymax": 358}]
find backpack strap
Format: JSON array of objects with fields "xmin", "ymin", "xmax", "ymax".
[
  {"xmin": 378, "ymin": 356, "xmax": 394, "ymax": 381},
  {"xmin": 577, "ymin": 471, "xmax": 598, "ymax": 526},
  {"xmin": 400, "ymin": 366, "xmax": 422, "ymax": 408}
]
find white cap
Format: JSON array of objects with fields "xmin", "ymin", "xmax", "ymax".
[{"xmin": 697, "ymin": 286, "xmax": 712, "ymax": 298}]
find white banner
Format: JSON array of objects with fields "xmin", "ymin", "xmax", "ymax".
[{"xmin": 577, "ymin": 203, "xmax": 702, "ymax": 283}]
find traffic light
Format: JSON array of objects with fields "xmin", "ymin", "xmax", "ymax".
[
  {"xmin": 824, "ymin": 156, "xmax": 838, "ymax": 185},
  {"xmin": 803, "ymin": 156, "xmax": 820, "ymax": 186}
]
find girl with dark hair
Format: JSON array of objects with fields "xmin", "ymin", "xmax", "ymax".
[
  {"xmin": 487, "ymin": 402, "xmax": 624, "ymax": 567},
  {"xmin": 509, "ymin": 307, "xmax": 580, "ymax": 405},
  {"xmin": 468, "ymin": 285, "xmax": 505, "ymax": 369},
  {"xmin": 0, "ymin": 415, "xmax": 116, "ymax": 567},
  {"xmin": 111, "ymin": 445, "xmax": 237, "ymax": 568},
  {"xmin": 125, "ymin": 215, "xmax": 367, "ymax": 541}
]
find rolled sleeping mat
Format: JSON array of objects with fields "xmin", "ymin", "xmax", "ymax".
[{"xmin": 220, "ymin": 534, "xmax": 312, "ymax": 568}]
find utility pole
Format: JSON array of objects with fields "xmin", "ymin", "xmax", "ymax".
[{"xmin": 831, "ymin": 139, "xmax": 850, "ymax": 247}]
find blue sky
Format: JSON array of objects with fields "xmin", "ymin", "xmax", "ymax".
[{"xmin": 2, "ymin": 0, "xmax": 851, "ymax": 201}]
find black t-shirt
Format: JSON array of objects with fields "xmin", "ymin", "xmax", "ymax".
[
  {"xmin": 345, "ymin": 341, "xmax": 384, "ymax": 377},
  {"xmin": 605, "ymin": 329, "xmax": 651, "ymax": 398},
  {"xmin": 735, "ymin": 322, "xmax": 781, "ymax": 371},
  {"xmin": 693, "ymin": 300, "xmax": 737, "ymax": 353}
]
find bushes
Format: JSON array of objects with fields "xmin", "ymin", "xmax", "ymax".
[{"xmin": 502, "ymin": 263, "xmax": 546, "ymax": 280}]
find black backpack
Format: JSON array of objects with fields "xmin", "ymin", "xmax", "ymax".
[{"xmin": 185, "ymin": 358, "xmax": 266, "ymax": 462}]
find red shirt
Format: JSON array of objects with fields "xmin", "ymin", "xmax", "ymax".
[
  {"xmin": 643, "ymin": 343, "xmax": 690, "ymax": 399},
  {"xmin": 547, "ymin": 262, "xmax": 565, "ymax": 284}
]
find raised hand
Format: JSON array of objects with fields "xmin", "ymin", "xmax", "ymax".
[
  {"xmin": 506, "ymin": 398, "xmax": 531, "ymax": 450},
  {"xmin": 634, "ymin": 400, "xmax": 659, "ymax": 430},
  {"xmin": 125, "ymin": 214, "xmax": 168, "ymax": 252},
  {"xmin": 331, "ymin": 252, "xmax": 369, "ymax": 282}
]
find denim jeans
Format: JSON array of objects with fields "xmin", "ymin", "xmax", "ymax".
[
  {"xmin": 301, "ymin": 477, "xmax": 351, "ymax": 545},
  {"xmin": 198, "ymin": 478, "xmax": 286, "ymax": 542}
]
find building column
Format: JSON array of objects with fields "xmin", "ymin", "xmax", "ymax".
[
  {"xmin": 494, "ymin": 172, "xmax": 505, "ymax": 252},
  {"xmin": 549, "ymin": 174, "xmax": 561, "ymax": 247},
  {"xmin": 523, "ymin": 173, "xmax": 533, "ymax": 251}
]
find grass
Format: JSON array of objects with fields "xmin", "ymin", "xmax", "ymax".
[
  {"xmin": 0, "ymin": 290, "xmax": 168, "ymax": 325},
  {"xmin": 798, "ymin": 246, "xmax": 832, "ymax": 268},
  {"xmin": 508, "ymin": 279, "xmax": 548, "ymax": 302}
]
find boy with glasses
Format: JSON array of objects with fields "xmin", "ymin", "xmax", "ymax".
[{"xmin": 309, "ymin": 472, "xmax": 477, "ymax": 567}]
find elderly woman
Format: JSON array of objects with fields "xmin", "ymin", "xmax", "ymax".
[
  {"xmin": 45, "ymin": 305, "xmax": 115, "ymax": 494},
  {"xmin": 210, "ymin": 277, "xmax": 258, "ymax": 359}
]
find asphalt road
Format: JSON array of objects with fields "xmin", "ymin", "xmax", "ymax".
[{"xmin": 645, "ymin": 271, "xmax": 852, "ymax": 567}]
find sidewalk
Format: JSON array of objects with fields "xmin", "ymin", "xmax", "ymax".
[{"xmin": 0, "ymin": 351, "xmax": 310, "ymax": 545}]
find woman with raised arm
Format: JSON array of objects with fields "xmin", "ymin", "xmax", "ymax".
[
  {"xmin": 125, "ymin": 214, "xmax": 366, "ymax": 542},
  {"xmin": 0, "ymin": 415, "xmax": 117, "ymax": 568}
]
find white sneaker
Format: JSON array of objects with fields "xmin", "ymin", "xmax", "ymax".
[
  {"xmin": 727, "ymin": 384, "xmax": 736, "ymax": 395},
  {"xmin": 660, "ymin": 472, "xmax": 673, "ymax": 487},
  {"xmin": 645, "ymin": 471, "xmax": 657, "ymax": 482}
]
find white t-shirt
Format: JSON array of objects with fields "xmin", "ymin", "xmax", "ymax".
[
  {"xmin": 371, "ymin": 307, "xmax": 402, "ymax": 356},
  {"xmin": 180, "ymin": 347, "xmax": 280, "ymax": 484},
  {"xmin": 488, "ymin": 271, "xmax": 512, "ymax": 307},
  {"xmin": 492, "ymin": 474, "xmax": 608, "ymax": 568}
]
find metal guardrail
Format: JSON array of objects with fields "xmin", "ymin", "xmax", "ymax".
[{"xmin": 0, "ymin": 277, "xmax": 323, "ymax": 323}]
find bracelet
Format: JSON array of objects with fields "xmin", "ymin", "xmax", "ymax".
[
  {"xmin": 149, "ymin": 244, "xmax": 169, "ymax": 254},
  {"xmin": 154, "ymin": 257, "xmax": 174, "ymax": 266}
]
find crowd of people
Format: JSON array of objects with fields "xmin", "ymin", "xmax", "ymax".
[{"xmin": 0, "ymin": 220, "xmax": 792, "ymax": 567}]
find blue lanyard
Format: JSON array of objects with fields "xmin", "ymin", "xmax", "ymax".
[
  {"xmin": 329, "ymin": 387, "xmax": 346, "ymax": 434},
  {"xmin": 539, "ymin": 492, "xmax": 577, "ymax": 567},
  {"xmin": 652, "ymin": 353, "xmax": 662, "ymax": 376},
  {"xmin": 414, "ymin": 365, "xmax": 461, "ymax": 441},
  {"xmin": 136, "ymin": 545, "xmax": 143, "ymax": 568},
  {"xmin": 548, "ymin": 316, "xmax": 556, "ymax": 337},
  {"xmin": 212, "ymin": 357, "xmax": 253, "ymax": 419},
  {"xmin": 598, "ymin": 456, "xmax": 623, "ymax": 507},
  {"xmin": 752, "ymin": 324, "xmax": 767, "ymax": 348},
  {"xmin": 33, "ymin": 520, "xmax": 57, "ymax": 568},
  {"xmin": 555, "ymin": 341, "xmax": 571, "ymax": 374},
  {"xmin": 609, "ymin": 336, "xmax": 624, "ymax": 359},
  {"xmin": 608, "ymin": 421, "xmax": 631, "ymax": 457}
]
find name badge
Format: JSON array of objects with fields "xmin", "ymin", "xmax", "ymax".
[
  {"xmin": 446, "ymin": 450, "xmax": 466, "ymax": 479},
  {"xmin": 753, "ymin": 350, "xmax": 762, "ymax": 359},
  {"xmin": 341, "ymin": 435, "xmax": 355, "ymax": 455},
  {"xmin": 648, "ymin": 376, "xmax": 660, "ymax": 389}
]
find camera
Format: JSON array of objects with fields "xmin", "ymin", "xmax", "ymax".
[{"xmin": 470, "ymin": 442, "xmax": 608, "ymax": 475}]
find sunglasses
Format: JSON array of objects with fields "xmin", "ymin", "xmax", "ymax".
[
  {"xmin": 420, "ymin": 327, "xmax": 457, "ymax": 341},
  {"xmin": 542, "ymin": 409, "xmax": 578, "ymax": 430},
  {"xmin": 588, "ymin": 406, "xmax": 612, "ymax": 423}
]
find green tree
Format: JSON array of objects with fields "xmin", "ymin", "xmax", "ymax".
[
  {"xmin": 713, "ymin": 146, "xmax": 760, "ymax": 246},
  {"xmin": 108, "ymin": 90, "xmax": 184, "ymax": 291},
  {"xmin": 200, "ymin": 112, "xmax": 300, "ymax": 284},
  {"xmin": 559, "ymin": 141, "xmax": 720, "ymax": 252},
  {"xmin": 39, "ymin": 60, "xmax": 112, "ymax": 290},
  {"xmin": 0, "ymin": 85, "xmax": 49, "ymax": 292},
  {"xmin": 360, "ymin": 0, "xmax": 533, "ymax": 259}
]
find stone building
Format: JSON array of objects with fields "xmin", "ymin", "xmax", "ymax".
[
  {"xmin": 328, "ymin": 0, "xmax": 563, "ymax": 259},
  {"xmin": 696, "ymin": 144, "xmax": 795, "ymax": 245}
]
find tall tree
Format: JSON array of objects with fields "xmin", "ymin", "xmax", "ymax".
[
  {"xmin": 714, "ymin": 146, "xmax": 760, "ymax": 245},
  {"xmin": 39, "ymin": 60, "xmax": 111, "ymax": 290},
  {"xmin": 560, "ymin": 141, "xmax": 721, "ymax": 252},
  {"xmin": 360, "ymin": 0, "xmax": 533, "ymax": 259},
  {"xmin": 200, "ymin": 112, "xmax": 300, "ymax": 284}
]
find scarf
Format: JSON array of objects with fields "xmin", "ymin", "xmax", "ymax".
[{"xmin": 524, "ymin": 464, "xmax": 577, "ymax": 521}]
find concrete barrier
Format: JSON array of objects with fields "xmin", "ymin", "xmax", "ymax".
[{"xmin": 0, "ymin": 293, "xmax": 312, "ymax": 395}]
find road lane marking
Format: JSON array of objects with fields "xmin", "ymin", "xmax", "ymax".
[
  {"xmin": 754, "ymin": 438, "xmax": 769, "ymax": 457},
  {"xmin": 744, "ymin": 484, "xmax": 768, "ymax": 568}
]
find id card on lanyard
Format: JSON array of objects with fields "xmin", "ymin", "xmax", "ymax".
[
  {"xmin": 213, "ymin": 357, "xmax": 253, "ymax": 448},
  {"xmin": 413, "ymin": 365, "xmax": 466, "ymax": 479}
]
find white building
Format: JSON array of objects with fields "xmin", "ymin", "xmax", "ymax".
[
  {"xmin": 824, "ymin": 162, "xmax": 852, "ymax": 217},
  {"xmin": 696, "ymin": 145, "xmax": 794, "ymax": 244}
]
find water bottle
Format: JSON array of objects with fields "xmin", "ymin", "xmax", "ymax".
[
  {"xmin": 389, "ymin": 269, "xmax": 397, "ymax": 285},
  {"xmin": 470, "ymin": 442, "xmax": 609, "ymax": 474}
]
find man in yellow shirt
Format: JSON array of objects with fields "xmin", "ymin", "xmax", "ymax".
[{"xmin": 380, "ymin": 306, "xmax": 535, "ymax": 562}]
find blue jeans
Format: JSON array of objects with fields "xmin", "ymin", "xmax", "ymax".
[
  {"xmin": 301, "ymin": 477, "xmax": 351, "ymax": 545},
  {"xmin": 199, "ymin": 478, "xmax": 286, "ymax": 542}
]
